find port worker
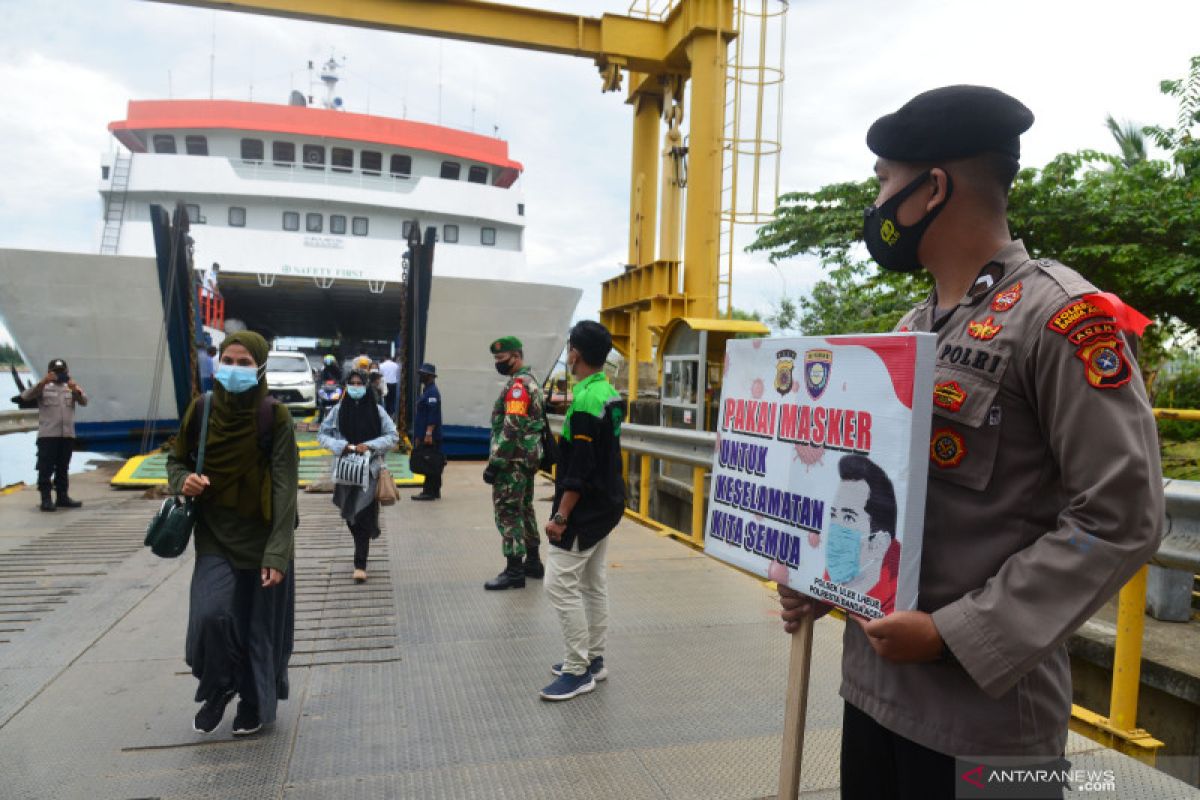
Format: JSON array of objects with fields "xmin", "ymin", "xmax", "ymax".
[
  {"xmin": 776, "ymin": 85, "xmax": 1164, "ymax": 798},
  {"xmin": 482, "ymin": 335, "xmax": 546, "ymax": 590},
  {"xmin": 22, "ymin": 358, "xmax": 88, "ymax": 512},
  {"xmin": 540, "ymin": 321, "xmax": 624, "ymax": 702},
  {"xmin": 410, "ymin": 363, "xmax": 444, "ymax": 501}
]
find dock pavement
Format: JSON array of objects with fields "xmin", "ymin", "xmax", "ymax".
[{"xmin": 0, "ymin": 464, "xmax": 1196, "ymax": 799}]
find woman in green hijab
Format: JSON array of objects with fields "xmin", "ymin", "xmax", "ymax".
[{"xmin": 166, "ymin": 331, "xmax": 299, "ymax": 738}]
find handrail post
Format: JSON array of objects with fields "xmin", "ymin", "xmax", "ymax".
[
  {"xmin": 1110, "ymin": 565, "xmax": 1149, "ymax": 732},
  {"xmin": 639, "ymin": 454, "xmax": 651, "ymax": 517},
  {"xmin": 691, "ymin": 465, "xmax": 706, "ymax": 546}
]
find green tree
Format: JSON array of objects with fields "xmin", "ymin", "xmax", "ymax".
[{"xmin": 1105, "ymin": 114, "xmax": 1147, "ymax": 167}]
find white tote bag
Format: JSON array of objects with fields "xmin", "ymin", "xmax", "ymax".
[{"xmin": 331, "ymin": 452, "xmax": 370, "ymax": 492}]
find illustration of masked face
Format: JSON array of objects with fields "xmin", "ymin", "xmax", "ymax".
[
  {"xmin": 825, "ymin": 523, "xmax": 862, "ymax": 584},
  {"xmin": 825, "ymin": 479, "xmax": 873, "ymax": 585}
]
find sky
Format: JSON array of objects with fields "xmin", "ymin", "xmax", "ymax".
[{"xmin": 1, "ymin": 0, "xmax": 1198, "ymax": 350}]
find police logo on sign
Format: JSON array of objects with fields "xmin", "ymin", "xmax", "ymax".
[
  {"xmin": 774, "ymin": 349, "xmax": 797, "ymax": 396},
  {"xmin": 803, "ymin": 349, "xmax": 833, "ymax": 400}
]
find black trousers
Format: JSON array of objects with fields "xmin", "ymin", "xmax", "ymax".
[
  {"xmin": 385, "ymin": 383, "xmax": 399, "ymax": 415},
  {"xmin": 349, "ymin": 500, "xmax": 380, "ymax": 569},
  {"xmin": 186, "ymin": 555, "xmax": 295, "ymax": 725},
  {"xmin": 840, "ymin": 702, "xmax": 1065, "ymax": 800},
  {"xmin": 35, "ymin": 436, "xmax": 74, "ymax": 495}
]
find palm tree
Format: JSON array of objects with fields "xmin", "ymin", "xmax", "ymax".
[{"xmin": 1105, "ymin": 114, "xmax": 1147, "ymax": 167}]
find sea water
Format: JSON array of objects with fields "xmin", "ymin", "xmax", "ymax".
[{"xmin": 0, "ymin": 372, "xmax": 117, "ymax": 488}]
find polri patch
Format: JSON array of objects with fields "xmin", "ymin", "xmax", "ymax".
[
  {"xmin": 930, "ymin": 428, "xmax": 967, "ymax": 468},
  {"xmin": 1075, "ymin": 335, "xmax": 1132, "ymax": 390},
  {"xmin": 1067, "ymin": 319, "xmax": 1117, "ymax": 346},
  {"xmin": 1046, "ymin": 299, "xmax": 1107, "ymax": 335},
  {"xmin": 966, "ymin": 315, "xmax": 1003, "ymax": 341},
  {"xmin": 933, "ymin": 381, "xmax": 967, "ymax": 413},
  {"xmin": 990, "ymin": 282, "xmax": 1022, "ymax": 312}
]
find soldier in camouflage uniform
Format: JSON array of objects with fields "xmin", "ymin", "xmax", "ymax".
[{"xmin": 482, "ymin": 336, "xmax": 546, "ymax": 590}]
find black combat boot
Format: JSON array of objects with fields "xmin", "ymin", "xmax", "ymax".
[
  {"xmin": 39, "ymin": 491, "xmax": 56, "ymax": 512},
  {"xmin": 55, "ymin": 493, "xmax": 82, "ymax": 509},
  {"xmin": 484, "ymin": 556, "xmax": 526, "ymax": 590},
  {"xmin": 523, "ymin": 545, "xmax": 545, "ymax": 579}
]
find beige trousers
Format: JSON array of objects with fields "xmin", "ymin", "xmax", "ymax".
[{"xmin": 544, "ymin": 536, "xmax": 609, "ymax": 676}]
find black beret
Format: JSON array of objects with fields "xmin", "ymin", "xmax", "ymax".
[
  {"xmin": 568, "ymin": 321, "xmax": 612, "ymax": 366},
  {"xmin": 866, "ymin": 85, "xmax": 1034, "ymax": 162}
]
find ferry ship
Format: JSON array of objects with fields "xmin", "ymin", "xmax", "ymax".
[{"xmin": 0, "ymin": 61, "xmax": 581, "ymax": 456}]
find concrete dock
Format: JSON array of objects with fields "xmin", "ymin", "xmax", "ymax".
[{"xmin": 0, "ymin": 463, "xmax": 1197, "ymax": 799}]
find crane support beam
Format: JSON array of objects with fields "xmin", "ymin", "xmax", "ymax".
[{"xmin": 148, "ymin": 0, "xmax": 723, "ymax": 76}]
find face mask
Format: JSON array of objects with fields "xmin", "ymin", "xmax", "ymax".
[
  {"xmin": 862, "ymin": 170, "xmax": 953, "ymax": 273},
  {"xmin": 215, "ymin": 364, "xmax": 260, "ymax": 394},
  {"xmin": 346, "ymin": 385, "xmax": 367, "ymax": 400},
  {"xmin": 825, "ymin": 522, "xmax": 863, "ymax": 584},
  {"xmin": 494, "ymin": 359, "xmax": 513, "ymax": 376}
]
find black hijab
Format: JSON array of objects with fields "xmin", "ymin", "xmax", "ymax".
[{"xmin": 338, "ymin": 370, "xmax": 382, "ymax": 445}]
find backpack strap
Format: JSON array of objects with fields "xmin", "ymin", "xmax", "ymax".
[{"xmin": 257, "ymin": 396, "xmax": 281, "ymax": 457}]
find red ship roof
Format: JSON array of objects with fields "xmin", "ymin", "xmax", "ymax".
[{"xmin": 109, "ymin": 99, "xmax": 522, "ymax": 187}]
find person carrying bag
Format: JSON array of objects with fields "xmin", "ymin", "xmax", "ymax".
[{"xmin": 145, "ymin": 391, "xmax": 212, "ymax": 558}]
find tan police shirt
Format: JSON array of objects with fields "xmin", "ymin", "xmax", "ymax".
[
  {"xmin": 839, "ymin": 239, "xmax": 1164, "ymax": 757},
  {"xmin": 22, "ymin": 380, "xmax": 88, "ymax": 439}
]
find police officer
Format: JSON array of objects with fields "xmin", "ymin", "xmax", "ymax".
[
  {"xmin": 777, "ymin": 86, "xmax": 1164, "ymax": 798},
  {"xmin": 411, "ymin": 363, "xmax": 444, "ymax": 501},
  {"xmin": 482, "ymin": 336, "xmax": 546, "ymax": 590},
  {"xmin": 21, "ymin": 358, "xmax": 88, "ymax": 512}
]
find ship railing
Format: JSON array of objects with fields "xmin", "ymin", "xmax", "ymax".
[
  {"xmin": 546, "ymin": 413, "xmax": 1200, "ymax": 766},
  {"xmin": 228, "ymin": 158, "xmax": 417, "ymax": 193}
]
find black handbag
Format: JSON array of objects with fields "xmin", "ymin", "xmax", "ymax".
[
  {"xmin": 409, "ymin": 443, "xmax": 446, "ymax": 477},
  {"xmin": 144, "ymin": 392, "xmax": 212, "ymax": 558},
  {"xmin": 538, "ymin": 406, "xmax": 560, "ymax": 473}
]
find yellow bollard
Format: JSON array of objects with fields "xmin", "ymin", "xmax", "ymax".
[
  {"xmin": 639, "ymin": 454, "xmax": 651, "ymax": 517},
  {"xmin": 691, "ymin": 465, "xmax": 707, "ymax": 547},
  {"xmin": 1109, "ymin": 564, "xmax": 1149, "ymax": 732}
]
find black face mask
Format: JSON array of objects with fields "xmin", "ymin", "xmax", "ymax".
[
  {"xmin": 862, "ymin": 170, "xmax": 952, "ymax": 273},
  {"xmin": 494, "ymin": 359, "xmax": 513, "ymax": 376}
]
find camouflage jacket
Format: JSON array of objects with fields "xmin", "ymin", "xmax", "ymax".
[{"xmin": 489, "ymin": 366, "xmax": 545, "ymax": 470}]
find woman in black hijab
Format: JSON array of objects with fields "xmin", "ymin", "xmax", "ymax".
[{"xmin": 318, "ymin": 370, "xmax": 398, "ymax": 582}]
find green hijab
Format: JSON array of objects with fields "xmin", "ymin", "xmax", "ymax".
[{"xmin": 174, "ymin": 330, "xmax": 274, "ymax": 522}]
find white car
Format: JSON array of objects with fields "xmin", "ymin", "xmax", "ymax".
[{"xmin": 265, "ymin": 350, "xmax": 317, "ymax": 411}]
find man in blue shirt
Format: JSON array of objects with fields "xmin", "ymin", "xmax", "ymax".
[{"xmin": 411, "ymin": 363, "xmax": 444, "ymax": 501}]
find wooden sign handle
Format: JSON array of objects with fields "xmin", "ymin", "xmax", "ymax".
[{"xmin": 778, "ymin": 609, "xmax": 816, "ymax": 800}]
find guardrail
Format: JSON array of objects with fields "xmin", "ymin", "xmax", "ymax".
[
  {"xmin": 0, "ymin": 410, "xmax": 38, "ymax": 435},
  {"xmin": 548, "ymin": 415, "xmax": 1198, "ymax": 765}
]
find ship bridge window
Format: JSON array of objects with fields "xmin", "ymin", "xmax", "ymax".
[
  {"xmin": 306, "ymin": 213, "xmax": 323, "ymax": 233},
  {"xmin": 443, "ymin": 224, "xmax": 459, "ymax": 244},
  {"xmin": 282, "ymin": 211, "xmax": 300, "ymax": 231},
  {"xmin": 240, "ymin": 138, "xmax": 264, "ymax": 162},
  {"xmin": 361, "ymin": 150, "xmax": 382, "ymax": 176},
  {"xmin": 153, "ymin": 134, "xmax": 177, "ymax": 154},
  {"xmin": 229, "ymin": 207, "xmax": 246, "ymax": 227},
  {"xmin": 330, "ymin": 214, "xmax": 347, "ymax": 235},
  {"xmin": 441, "ymin": 161, "xmax": 461, "ymax": 180},
  {"xmin": 390, "ymin": 154, "xmax": 411, "ymax": 178},
  {"xmin": 303, "ymin": 144, "xmax": 325, "ymax": 170},
  {"xmin": 518, "ymin": 203, "xmax": 525, "ymax": 216},
  {"xmin": 185, "ymin": 204, "xmax": 205, "ymax": 224},
  {"xmin": 467, "ymin": 165, "xmax": 488, "ymax": 184},
  {"xmin": 481, "ymin": 227, "xmax": 496, "ymax": 246},
  {"xmin": 185, "ymin": 136, "xmax": 209, "ymax": 156},
  {"xmin": 273, "ymin": 141, "xmax": 295, "ymax": 166},
  {"xmin": 352, "ymin": 216, "xmax": 369, "ymax": 236},
  {"xmin": 331, "ymin": 147, "xmax": 353, "ymax": 173}
]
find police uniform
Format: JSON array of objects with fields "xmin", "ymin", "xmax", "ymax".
[
  {"xmin": 840, "ymin": 86, "xmax": 1164, "ymax": 790},
  {"xmin": 484, "ymin": 336, "xmax": 546, "ymax": 590},
  {"xmin": 22, "ymin": 359, "xmax": 88, "ymax": 511}
]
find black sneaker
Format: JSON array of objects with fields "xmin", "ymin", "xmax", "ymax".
[
  {"xmin": 192, "ymin": 689, "xmax": 235, "ymax": 734},
  {"xmin": 231, "ymin": 702, "xmax": 262, "ymax": 736}
]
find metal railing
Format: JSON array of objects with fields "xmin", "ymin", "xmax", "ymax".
[{"xmin": 548, "ymin": 415, "xmax": 1200, "ymax": 765}]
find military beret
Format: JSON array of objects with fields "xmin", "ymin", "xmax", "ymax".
[
  {"xmin": 866, "ymin": 85, "xmax": 1034, "ymax": 162},
  {"xmin": 568, "ymin": 320, "xmax": 612, "ymax": 366},
  {"xmin": 489, "ymin": 336, "xmax": 523, "ymax": 354}
]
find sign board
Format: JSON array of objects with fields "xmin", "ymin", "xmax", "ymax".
[{"xmin": 705, "ymin": 333, "xmax": 936, "ymax": 618}]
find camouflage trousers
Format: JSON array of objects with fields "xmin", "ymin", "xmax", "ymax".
[{"xmin": 492, "ymin": 463, "xmax": 540, "ymax": 558}]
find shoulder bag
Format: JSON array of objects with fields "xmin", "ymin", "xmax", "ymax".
[{"xmin": 144, "ymin": 392, "xmax": 212, "ymax": 559}]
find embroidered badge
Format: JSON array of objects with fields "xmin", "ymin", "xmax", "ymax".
[
  {"xmin": 990, "ymin": 282, "xmax": 1023, "ymax": 312},
  {"xmin": 968, "ymin": 262, "xmax": 1005, "ymax": 299},
  {"xmin": 803, "ymin": 348, "xmax": 832, "ymax": 400},
  {"xmin": 1075, "ymin": 335, "xmax": 1132, "ymax": 390},
  {"xmin": 930, "ymin": 428, "xmax": 967, "ymax": 468},
  {"xmin": 933, "ymin": 381, "xmax": 967, "ymax": 413},
  {"xmin": 774, "ymin": 349, "xmax": 797, "ymax": 396},
  {"xmin": 504, "ymin": 381, "xmax": 530, "ymax": 415},
  {"xmin": 1067, "ymin": 319, "xmax": 1118, "ymax": 346},
  {"xmin": 1046, "ymin": 299, "xmax": 1107, "ymax": 335},
  {"xmin": 967, "ymin": 315, "xmax": 1003, "ymax": 341}
]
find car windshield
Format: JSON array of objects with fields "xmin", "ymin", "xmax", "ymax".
[{"xmin": 267, "ymin": 356, "xmax": 310, "ymax": 373}]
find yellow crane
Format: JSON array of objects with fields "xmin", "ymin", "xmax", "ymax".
[{"xmin": 151, "ymin": 0, "xmax": 781, "ymax": 421}]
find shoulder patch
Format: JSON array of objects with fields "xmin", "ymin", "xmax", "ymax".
[
  {"xmin": 1067, "ymin": 319, "xmax": 1118, "ymax": 346},
  {"xmin": 1075, "ymin": 335, "xmax": 1132, "ymax": 390},
  {"xmin": 504, "ymin": 381, "xmax": 530, "ymax": 415},
  {"xmin": 1046, "ymin": 299, "xmax": 1108, "ymax": 336}
]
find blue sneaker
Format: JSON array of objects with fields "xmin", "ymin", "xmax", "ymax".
[
  {"xmin": 550, "ymin": 656, "xmax": 607, "ymax": 681},
  {"xmin": 539, "ymin": 670, "xmax": 596, "ymax": 701}
]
